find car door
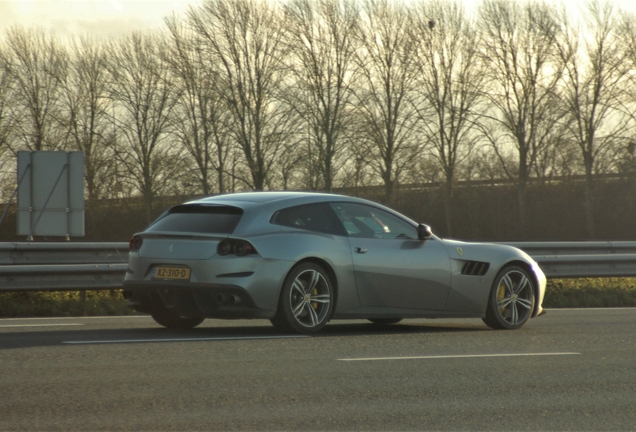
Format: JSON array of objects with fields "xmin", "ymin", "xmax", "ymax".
[{"xmin": 330, "ymin": 202, "xmax": 451, "ymax": 311}]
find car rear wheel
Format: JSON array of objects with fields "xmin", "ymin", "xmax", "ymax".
[
  {"xmin": 483, "ymin": 265, "xmax": 535, "ymax": 330},
  {"xmin": 151, "ymin": 304, "xmax": 204, "ymax": 329},
  {"xmin": 271, "ymin": 263, "xmax": 334, "ymax": 334},
  {"xmin": 368, "ymin": 318, "xmax": 403, "ymax": 325}
]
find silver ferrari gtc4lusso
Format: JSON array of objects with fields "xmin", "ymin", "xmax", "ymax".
[{"xmin": 123, "ymin": 192, "xmax": 546, "ymax": 334}]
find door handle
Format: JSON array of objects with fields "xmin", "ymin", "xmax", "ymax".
[{"xmin": 355, "ymin": 247, "xmax": 368, "ymax": 254}]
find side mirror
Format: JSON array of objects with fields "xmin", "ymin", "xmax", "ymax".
[{"xmin": 417, "ymin": 224, "xmax": 433, "ymax": 241}]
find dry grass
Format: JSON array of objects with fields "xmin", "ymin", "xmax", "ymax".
[
  {"xmin": 543, "ymin": 278, "xmax": 636, "ymax": 308},
  {"xmin": 0, "ymin": 290, "xmax": 136, "ymax": 318}
]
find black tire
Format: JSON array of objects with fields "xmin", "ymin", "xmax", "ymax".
[
  {"xmin": 482, "ymin": 265, "xmax": 535, "ymax": 330},
  {"xmin": 271, "ymin": 263, "xmax": 334, "ymax": 334},
  {"xmin": 151, "ymin": 304, "xmax": 204, "ymax": 329},
  {"xmin": 368, "ymin": 318, "xmax": 403, "ymax": 325}
]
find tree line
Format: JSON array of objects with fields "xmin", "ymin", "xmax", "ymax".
[{"xmin": 1, "ymin": 0, "xmax": 636, "ymax": 239}]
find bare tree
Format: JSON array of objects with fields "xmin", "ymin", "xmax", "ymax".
[
  {"xmin": 164, "ymin": 15, "xmax": 235, "ymax": 195},
  {"xmin": 353, "ymin": 0, "xmax": 420, "ymax": 203},
  {"xmin": 187, "ymin": 0, "xmax": 292, "ymax": 191},
  {"xmin": 410, "ymin": 0, "xmax": 483, "ymax": 236},
  {"xmin": 619, "ymin": 11, "xmax": 636, "ymax": 174},
  {"xmin": 107, "ymin": 32, "xmax": 180, "ymax": 222},
  {"xmin": 60, "ymin": 36, "xmax": 114, "ymax": 206},
  {"xmin": 555, "ymin": 1, "xmax": 627, "ymax": 239},
  {"xmin": 478, "ymin": 0, "xmax": 563, "ymax": 238},
  {"xmin": 284, "ymin": 0, "xmax": 360, "ymax": 192},
  {"xmin": 0, "ymin": 49, "xmax": 17, "ymax": 202},
  {"xmin": 0, "ymin": 45, "xmax": 16, "ymax": 157},
  {"xmin": 532, "ymin": 131, "xmax": 580, "ymax": 182},
  {"xmin": 1, "ymin": 27, "xmax": 68, "ymax": 152}
]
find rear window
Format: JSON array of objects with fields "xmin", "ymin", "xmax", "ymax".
[{"xmin": 145, "ymin": 205, "xmax": 243, "ymax": 234}]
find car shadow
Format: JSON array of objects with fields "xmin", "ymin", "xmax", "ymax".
[
  {"xmin": 320, "ymin": 321, "xmax": 489, "ymax": 337},
  {"xmin": 0, "ymin": 318, "xmax": 489, "ymax": 351}
]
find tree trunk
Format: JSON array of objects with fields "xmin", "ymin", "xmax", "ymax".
[
  {"xmin": 443, "ymin": 178, "xmax": 453, "ymax": 237},
  {"xmin": 324, "ymin": 153, "xmax": 333, "ymax": 193},
  {"xmin": 584, "ymin": 173, "xmax": 596, "ymax": 239},
  {"xmin": 517, "ymin": 181, "xmax": 527, "ymax": 239},
  {"xmin": 382, "ymin": 172, "xmax": 394, "ymax": 204},
  {"xmin": 143, "ymin": 190, "xmax": 154, "ymax": 224},
  {"xmin": 253, "ymin": 170, "xmax": 265, "ymax": 191}
]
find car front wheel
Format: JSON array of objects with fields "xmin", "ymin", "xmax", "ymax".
[
  {"xmin": 483, "ymin": 265, "xmax": 535, "ymax": 330},
  {"xmin": 271, "ymin": 263, "xmax": 334, "ymax": 334}
]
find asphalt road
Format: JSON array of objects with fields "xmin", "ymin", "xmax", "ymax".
[{"xmin": 1, "ymin": 309, "xmax": 635, "ymax": 431}]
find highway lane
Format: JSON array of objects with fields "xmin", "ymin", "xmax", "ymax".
[{"xmin": 1, "ymin": 309, "xmax": 635, "ymax": 431}]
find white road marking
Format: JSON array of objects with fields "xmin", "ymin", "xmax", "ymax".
[
  {"xmin": 0, "ymin": 323, "xmax": 84, "ymax": 328},
  {"xmin": 338, "ymin": 352, "xmax": 581, "ymax": 361},
  {"xmin": 0, "ymin": 316, "xmax": 148, "ymax": 322},
  {"xmin": 546, "ymin": 307, "xmax": 636, "ymax": 311},
  {"xmin": 63, "ymin": 335, "xmax": 310, "ymax": 344}
]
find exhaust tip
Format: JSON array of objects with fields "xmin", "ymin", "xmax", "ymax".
[{"xmin": 215, "ymin": 293, "xmax": 241, "ymax": 306}]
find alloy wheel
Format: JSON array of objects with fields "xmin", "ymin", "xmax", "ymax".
[{"xmin": 289, "ymin": 269, "xmax": 331, "ymax": 328}]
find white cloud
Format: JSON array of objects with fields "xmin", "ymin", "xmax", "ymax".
[{"xmin": 111, "ymin": 0, "xmax": 124, "ymax": 12}]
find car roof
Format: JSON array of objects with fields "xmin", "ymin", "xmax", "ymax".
[
  {"xmin": 154, "ymin": 191, "xmax": 422, "ymax": 236},
  {"xmin": 190, "ymin": 191, "xmax": 413, "ymax": 230},
  {"xmin": 190, "ymin": 191, "xmax": 348, "ymax": 206}
]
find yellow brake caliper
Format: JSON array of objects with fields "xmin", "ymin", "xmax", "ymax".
[
  {"xmin": 497, "ymin": 283, "xmax": 506, "ymax": 313},
  {"xmin": 312, "ymin": 289, "xmax": 318, "ymax": 309}
]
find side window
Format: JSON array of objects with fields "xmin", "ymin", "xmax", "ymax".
[
  {"xmin": 329, "ymin": 203, "xmax": 418, "ymax": 239},
  {"xmin": 271, "ymin": 203, "xmax": 347, "ymax": 236}
]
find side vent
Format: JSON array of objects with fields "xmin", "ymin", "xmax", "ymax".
[{"xmin": 462, "ymin": 261, "xmax": 490, "ymax": 276}]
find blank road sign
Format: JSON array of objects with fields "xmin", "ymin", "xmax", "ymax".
[{"xmin": 17, "ymin": 151, "xmax": 85, "ymax": 237}]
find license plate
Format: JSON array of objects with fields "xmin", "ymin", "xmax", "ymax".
[{"xmin": 154, "ymin": 267, "xmax": 191, "ymax": 280}]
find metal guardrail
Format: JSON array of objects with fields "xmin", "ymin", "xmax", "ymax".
[
  {"xmin": 0, "ymin": 242, "xmax": 128, "ymax": 292},
  {"xmin": 500, "ymin": 242, "xmax": 636, "ymax": 279},
  {"xmin": 531, "ymin": 254, "xmax": 636, "ymax": 279},
  {"xmin": 0, "ymin": 242, "xmax": 129, "ymax": 265},
  {"xmin": 501, "ymin": 241, "xmax": 636, "ymax": 256},
  {"xmin": 1, "ymin": 241, "xmax": 636, "ymax": 292}
]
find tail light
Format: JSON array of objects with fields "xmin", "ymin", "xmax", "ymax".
[
  {"xmin": 217, "ymin": 239, "xmax": 232, "ymax": 256},
  {"xmin": 233, "ymin": 240, "xmax": 253, "ymax": 256},
  {"xmin": 217, "ymin": 239, "xmax": 256, "ymax": 256},
  {"xmin": 129, "ymin": 236, "xmax": 142, "ymax": 252}
]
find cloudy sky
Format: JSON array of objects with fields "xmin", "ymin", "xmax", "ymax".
[
  {"xmin": 1, "ymin": 0, "xmax": 636, "ymax": 39},
  {"xmin": 0, "ymin": 1, "xmax": 193, "ymax": 38}
]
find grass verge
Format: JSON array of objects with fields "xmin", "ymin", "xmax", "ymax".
[
  {"xmin": 0, "ymin": 278, "xmax": 635, "ymax": 318},
  {"xmin": 543, "ymin": 278, "xmax": 636, "ymax": 308},
  {"xmin": 0, "ymin": 290, "xmax": 136, "ymax": 318}
]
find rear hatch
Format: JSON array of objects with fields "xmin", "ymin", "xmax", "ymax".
[{"xmin": 138, "ymin": 205, "xmax": 243, "ymax": 260}]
